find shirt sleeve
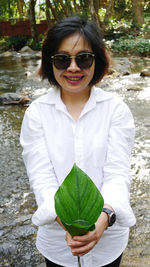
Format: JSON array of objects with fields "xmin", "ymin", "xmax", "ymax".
[
  {"xmin": 20, "ymin": 103, "xmax": 58, "ymax": 226},
  {"xmin": 101, "ymin": 99, "xmax": 136, "ymax": 227}
]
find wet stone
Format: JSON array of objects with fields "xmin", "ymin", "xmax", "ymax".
[
  {"xmin": 10, "ymin": 225, "xmax": 36, "ymax": 240},
  {"xmin": 127, "ymin": 85, "xmax": 143, "ymax": 91},
  {"xmin": 0, "ymin": 229, "xmax": 5, "ymax": 237},
  {"xmin": 140, "ymin": 69, "xmax": 150, "ymax": 77},
  {"xmin": 0, "ymin": 92, "xmax": 30, "ymax": 105},
  {"xmin": 0, "ymin": 242, "xmax": 17, "ymax": 256},
  {"xmin": 0, "ymin": 208, "xmax": 4, "ymax": 213}
]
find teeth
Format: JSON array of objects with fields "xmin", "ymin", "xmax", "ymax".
[{"xmin": 66, "ymin": 77, "xmax": 82, "ymax": 81}]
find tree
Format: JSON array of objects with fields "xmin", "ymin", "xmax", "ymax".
[
  {"xmin": 104, "ymin": 0, "xmax": 115, "ymax": 24},
  {"xmin": 88, "ymin": 0, "xmax": 102, "ymax": 29},
  {"xmin": 46, "ymin": 0, "xmax": 59, "ymax": 21},
  {"xmin": 17, "ymin": 0, "xmax": 24, "ymax": 16},
  {"xmin": 28, "ymin": 0, "xmax": 39, "ymax": 48},
  {"xmin": 58, "ymin": 0, "xmax": 69, "ymax": 17},
  {"xmin": 45, "ymin": 0, "xmax": 51, "ymax": 28},
  {"xmin": 132, "ymin": 0, "xmax": 144, "ymax": 26},
  {"xmin": 114, "ymin": 0, "xmax": 126, "ymax": 20},
  {"xmin": 0, "ymin": 0, "xmax": 14, "ymax": 19}
]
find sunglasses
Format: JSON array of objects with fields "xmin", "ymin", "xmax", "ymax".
[{"xmin": 51, "ymin": 52, "xmax": 95, "ymax": 70}]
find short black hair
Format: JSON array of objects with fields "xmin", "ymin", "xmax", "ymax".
[{"xmin": 38, "ymin": 16, "xmax": 109, "ymax": 87}]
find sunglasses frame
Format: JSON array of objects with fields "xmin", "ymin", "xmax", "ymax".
[{"xmin": 51, "ymin": 52, "xmax": 95, "ymax": 70}]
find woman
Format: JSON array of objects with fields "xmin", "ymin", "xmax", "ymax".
[{"xmin": 20, "ymin": 16, "xmax": 136, "ymax": 267}]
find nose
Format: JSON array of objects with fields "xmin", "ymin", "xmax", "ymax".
[{"xmin": 67, "ymin": 57, "xmax": 80, "ymax": 72}]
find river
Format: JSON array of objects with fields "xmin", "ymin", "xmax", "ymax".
[{"xmin": 0, "ymin": 54, "xmax": 150, "ymax": 267}]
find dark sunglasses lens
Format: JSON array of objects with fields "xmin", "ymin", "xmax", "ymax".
[
  {"xmin": 76, "ymin": 54, "xmax": 94, "ymax": 69},
  {"xmin": 53, "ymin": 55, "xmax": 70, "ymax": 69}
]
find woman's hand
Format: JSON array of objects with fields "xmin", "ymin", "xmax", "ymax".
[
  {"xmin": 56, "ymin": 216, "xmax": 67, "ymax": 230},
  {"xmin": 65, "ymin": 211, "xmax": 109, "ymax": 256}
]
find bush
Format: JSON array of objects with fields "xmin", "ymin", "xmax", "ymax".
[
  {"xmin": 3, "ymin": 35, "xmax": 43, "ymax": 51},
  {"xmin": 26, "ymin": 34, "xmax": 44, "ymax": 50},
  {"xmin": 5, "ymin": 36, "xmax": 29, "ymax": 51},
  {"xmin": 0, "ymin": 38, "xmax": 6, "ymax": 51},
  {"xmin": 110, "ymin": 37, "xmax": 150, "ymax": 56}
]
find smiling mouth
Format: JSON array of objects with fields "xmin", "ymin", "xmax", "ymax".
[{"xmin": 64, "ymin": 76, "xmax": 83, "ymax": 81}]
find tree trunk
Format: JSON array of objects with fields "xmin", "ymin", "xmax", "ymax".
[
  {"xmin": 8, "ymin": 0, "xmax": 11, "ymax": 19},
  {"xmin": 99, "ymin": 0, "xmax": 107, "ymax": 8},
  {"xmin": 46, "ymin": 0, "xmax": 59, "ymax": 21},
  {"xmin": 132, "ymin": 0, "xmax": 144, "ymax": 26},
  {"xmin": 88, "ymin": 0, "xmax": 102, "ymax": 29},
  {"xmin": 45, "ymin": 0, "xmax": 51, "ymax": 28},
  {"xmin": 28, "ymin": 0, "xmax": 39, "ymax": 48},
  {"xmin": 104, "ymin": 0, "xmax": 115, "ymax": 24},
  {"xmin": 93, "ymin": 0, "xmax": 100, "ymax": 13},
  {"xmin": 17, "ymin": 0, "xmax": 24, "ymax": 16}
]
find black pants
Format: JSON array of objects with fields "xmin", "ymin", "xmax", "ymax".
[{"xmin": 45, "ymin": 254, "xmax": 122, "ymax": 267}]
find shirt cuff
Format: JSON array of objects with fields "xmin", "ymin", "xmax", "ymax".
[
  {"xmin": 105, "ymin": 198, "xmax": 136, "ymax": 227},
  {"xmin": 32, "ymin": 197, "xmax": 57, "ymax": 226}
]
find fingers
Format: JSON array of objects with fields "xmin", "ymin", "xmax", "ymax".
[
  {"xmin": 65, "ymin": 232, "xmax": 73, "ymax": 242},
  {"xmin": 71, "ymin": 240, "xmax": 96, "ymax": 256},
  {"xmin": 68, "ymin": 239, "xmax": 87, "ymax": 248},
  {"xmin": 65, "ymin": 229, "xmax": 100, "ymax": 256},
  {"xmin": 73, "ymin": 230, "xmax": 99, "ymax": 243},
  {"xmin": 65, "ymin": 213, "xmax": 108, "ymax": 256},
  {"xmin": 73, "ymin": 232, "xmax": 91, "ymax": 242},
  {"xmin": 66, "ymin": 232, "xmax": 98, "ymax": 256}
]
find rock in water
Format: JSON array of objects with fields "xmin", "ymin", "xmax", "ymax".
[
  {"xmin": 140, "ymin": 69, "xmax": 150, "ymax": 77},
  {"xmin": 19, "ymin": 46, "xmax": 34, "ymax": 54},
  {"xmin": 0, "ymin": 93, "xmax": 30, "ymax": 105}
]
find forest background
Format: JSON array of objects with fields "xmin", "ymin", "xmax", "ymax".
[{"xmin": 0, "ymin": 0, "xmax": 150, "ymax": 57}]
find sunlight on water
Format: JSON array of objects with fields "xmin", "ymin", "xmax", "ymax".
[{"xmin": 138, "ymin": 86, "xmax": 150, "ymax": 100}]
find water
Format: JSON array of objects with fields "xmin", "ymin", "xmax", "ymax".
[{"xmin": 0, "ymin": 54, "xmax": 150, "ymax": 267}]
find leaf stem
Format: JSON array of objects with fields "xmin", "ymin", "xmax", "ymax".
[{"xmin": 78, "ymin": 256, "xmax": 81, "ymax": 267}]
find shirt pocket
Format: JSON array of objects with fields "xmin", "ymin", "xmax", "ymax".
[{"xmin": 93, "ymin": 134, "xmax": 108, "ymax": 167}]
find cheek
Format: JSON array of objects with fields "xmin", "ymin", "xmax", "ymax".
[
  {"xmin": 53, "ymin": 67, "xmax": 63, "ymax": 81},
  {"xmin": 85, "ymin": 65, "xmax": 95, "ymax": 80}
]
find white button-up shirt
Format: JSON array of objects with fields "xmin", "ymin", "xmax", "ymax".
[{"xmin": 20, "ymin": 86, "xmax": 136, "ymax": 266}]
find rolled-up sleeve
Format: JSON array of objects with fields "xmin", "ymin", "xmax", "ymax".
[
  {"xmin": 101, "ymin": 101, "xmax": 136, "ymax": 227},
  {"xmin": 20, "ymin": 103, "xmax": 58, "ymax": 226}
]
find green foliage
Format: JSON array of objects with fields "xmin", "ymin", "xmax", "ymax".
[
  {"xmin": 0, "ymin": 38, "xmax": 6, "ymax": 52},
  {"xmin": 5, "ymin": 36, "xmax": 29, "ymax": 51},
  {"xmin": 26, "ymin": 34, "xmax": 43, "ymax": 50},
  {"xmin": 54, "ymin": 164, "xmax": 104, "ymax": 237},
  {"xmin": 0, "ymin": 0, "xmax": 19, "ymax": 19},
  {"xmin": 140, "ymin": 19, "xmax": 150, "ymax": 37},
  {"xmin": 98, "ymin": 8, "xmax": 106, "ymax": 21},
  {"xmin": 114, "ymin": 0, "xmax": 133, "ymax": 21},
  {"xmin": 110, "ymin": 37, "xmax": 150, "ymax": 56},
  {"xmin": 105, "ymin": 18, "xmax": 132, "ymax": 38},
  {"xmin": 114, "ymin": 0, "xmax": 126, "ymax": 19},
  {"xmin": 3, "ymin": 34, "xmax": 44, "ymax": 51},
  {"xmin": 104, "ymin": 16, "xmax": 150, "ymax": 56}
]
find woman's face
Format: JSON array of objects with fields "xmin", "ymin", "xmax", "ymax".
[{"xmin": 52, "ymin": 33, "xmax": 95, "ymax": 95}]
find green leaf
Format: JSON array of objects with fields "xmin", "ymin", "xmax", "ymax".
[{"xmin": 54, "ymin": 164, "xmax": 104, "ymax": 236}]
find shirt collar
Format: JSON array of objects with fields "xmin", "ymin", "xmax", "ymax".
[
  {"xmin": 79, "ymin": 86, "xmax": 114, "ymax": 118},
  {"xmin": 38, "ymin": 86, "xmax": 113, "ymax": 106},
  {"xmin": 38, "ymin": 87, "xmax": 61, "ymax": 105},
  {"xmin": 93, "ymin": 86, "xmax": 114, "ymax": 102},
  {"xmin": 38, "ymin": 86, "xmax": 114, "ymax": 120}
]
